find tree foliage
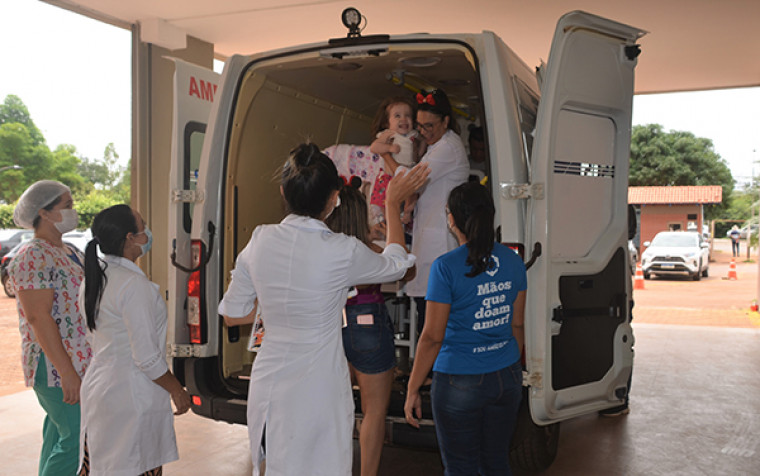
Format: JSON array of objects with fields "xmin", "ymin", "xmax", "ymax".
[
  {"xmin": 0, "ymin": 94, "xmax": 130, "ymax": 227},
  {"xmin": 629, "ymin": 124, "xmax": 734, "ymax": 219},
  {"xmin": 0, "ymin": 94, "xmax": 44, "ymax": 146}
]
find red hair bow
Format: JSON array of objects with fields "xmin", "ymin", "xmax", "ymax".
[{"xmin": 416, "ymin": 93, "xmax": 436, "ymax": 106}]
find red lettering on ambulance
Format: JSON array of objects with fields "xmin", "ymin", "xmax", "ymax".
[
  {"xmin": 189, "ymin": 77, "xmax": 200, "ymax": 99},
  {"xmin": 200, "ymin": 80, "xmax": 217, "ymax": 102},
  {"xmin": 188, "ymin": 76, "xmax": 217, "ymax": 102}
]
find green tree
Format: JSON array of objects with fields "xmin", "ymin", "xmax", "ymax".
[
  {"xmin": 75, "ymin": 189, "xmax": 125, "ymax": 229},
  {"xmin": 51, "ymin": 144, "xmax": 88, "ymax": 195},
  {"xmin": 0, "ymin": 122, "xmax": 53, "ymax": 203},
  {"xmin": 0, "ymin": 94, "xmax": 45, "ymax": 146},
  {"xmin": 0, "ymin": 95, "xmax": 131, "ymax": 226},
  {"xmin": 78, "ymin": 142, "xmax": 125, "ymax": 190},
  {"xmin": 629, "ymin": 124, "xmax": 734, "ymax": 219}
]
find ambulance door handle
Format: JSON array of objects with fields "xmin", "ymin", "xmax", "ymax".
[
  {"xmin": 170, "ymin": 221, "xmax": 216, "ymax": 273},
  {"xmin": 524, "ymin": 242, "xmax": 542, "ymax": 271}
]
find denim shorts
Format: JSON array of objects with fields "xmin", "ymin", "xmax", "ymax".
[{"xmin": 342, "ymin": 302, "xmax": 396, "ymax": 374}]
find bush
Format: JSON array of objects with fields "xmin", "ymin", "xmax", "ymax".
[
  {"xmin": 74, "ymin": 190, "xmax": 127, "ymax": 229},
  {"xmin": 0, "ymin": 203, "xmax": 14, "ymax": 228}
]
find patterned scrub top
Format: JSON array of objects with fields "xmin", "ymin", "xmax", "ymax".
[{"xmin": 9, "ymin": 238, "xmax": 91, "ymax": 387}]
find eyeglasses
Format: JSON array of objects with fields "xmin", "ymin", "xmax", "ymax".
[{"xmin": 418, "ymin": 120, "xmax": 441, "ymax": 133}]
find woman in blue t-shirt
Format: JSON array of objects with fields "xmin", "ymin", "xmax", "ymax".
[{"xmin": 404, "ymin": 181, "xmax": 527, "ymax": 475}]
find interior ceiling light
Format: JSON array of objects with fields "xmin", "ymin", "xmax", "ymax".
[{"xmin": 399, "ymin": 56, "xmax": 441, "ymax": 68}]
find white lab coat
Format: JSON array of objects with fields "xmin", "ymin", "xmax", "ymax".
[
  {"xmin": 218, "ymin": 214, "xmax": 414, "ymax": 476},
  {"xmin": 406, "ymin": 129, "xmax": 470, "ymax": 297},
  {"xmin": 79, "ymin": 256, "xmax": 177, "ymax": 476}
]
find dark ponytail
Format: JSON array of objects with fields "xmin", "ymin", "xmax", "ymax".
[
  {"xmin": 281, "ymin": 143, "xmax": 343, "ymax": 218},
  {"xmin": 84, "ymin": 204, "xmax": 138, "ymax": 330},
  {"xmin": 447, "ymin": 182, "xmax": 495, "ymax": 277}
]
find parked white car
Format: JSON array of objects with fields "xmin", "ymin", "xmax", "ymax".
[{"xmin": 641, "ymin": 231, "xmax": 710, "ymax": 280}]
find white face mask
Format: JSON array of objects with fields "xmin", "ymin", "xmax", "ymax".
[{"xmin": 53, "ymin": 209, "xmax": 78, "ymax": 234}]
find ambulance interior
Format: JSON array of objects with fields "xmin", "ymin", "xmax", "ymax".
[{"xmin": 217, "ymin": 41, "xmax": 539, "ymax": 397}]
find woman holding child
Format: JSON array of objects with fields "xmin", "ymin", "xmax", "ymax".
[
  {"xmin": 219, "ymin": 144, "xmax": 428, "ymax": 475},
  {"xmin": 375, "ymin": 90, "xmax": 470, "ymax": 331}
]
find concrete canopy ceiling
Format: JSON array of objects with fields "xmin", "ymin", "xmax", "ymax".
[{"xmin": 45, "ymin": 0, "xmax": 759, "ymax": 94}]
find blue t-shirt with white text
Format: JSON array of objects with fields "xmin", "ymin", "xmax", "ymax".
[{"xmin": 426, "ymin": 243, "xmax": 527, "ymax": 374}]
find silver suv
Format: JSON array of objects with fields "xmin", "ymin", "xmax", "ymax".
[{"xmin": 641, "ymin": 231, "xmax": 710, "ymax": 280}]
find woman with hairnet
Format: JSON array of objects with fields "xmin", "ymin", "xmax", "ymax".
[{"xmin": 7, "ymin": 180, "xmax": 91, "ymax": 476}]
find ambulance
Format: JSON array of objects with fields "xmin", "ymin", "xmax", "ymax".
[{"xmin": 165, "ymin": 10, "xmax": 644, "ymax": 470}]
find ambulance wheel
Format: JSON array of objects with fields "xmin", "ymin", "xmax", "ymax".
[{"xmin": 510, "ymin": 388, "xmax": 559, "ymax": 472}]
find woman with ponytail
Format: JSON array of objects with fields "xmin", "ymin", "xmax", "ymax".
[
  {"xmin": 219, "ymin": 143, "xmax": 429, "ymax": 475},
  {"xmin": 78, "ymin": 204, "xmax": 190, "ymax": 476},
  {"xmin": 404, "ymin": 182, "xmax": 527, "ymax": 475}
]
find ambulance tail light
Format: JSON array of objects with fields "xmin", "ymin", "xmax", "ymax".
[
  {"xmin": 502, "ymin": 242, "xmax": 525, "ymax": 259},
  {"xmin": 187, "ymin": 240, "xmax": 206, "ymax": 344}
]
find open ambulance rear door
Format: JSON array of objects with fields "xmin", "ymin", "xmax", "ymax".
[
  {"xmin": 166, "ymin": 60, "xmax": 219, "ymax": 367},
  {"xmin": 526, "ymin": 11, "xmax": 645, "ymax": 424}
]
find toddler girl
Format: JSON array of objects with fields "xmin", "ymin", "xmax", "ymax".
[{"xmin": 369, "ymin": 97, "xmax": 424, "ymax": 233}]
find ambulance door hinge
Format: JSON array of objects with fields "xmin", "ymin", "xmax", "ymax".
[
  {"xmin": 171, "ymin": 189, "xmax": 205, "ymax": 203},
  {"xmin": 168, "ymin": 344, "xmax": 201, "ymax": 358},
  {"xmin": 525, "ymin": 371, "xmax": 543, "ymax": 389},
  {"xmin": 500, "ymin": 182, "xmax": 544, "ymax": 200}
]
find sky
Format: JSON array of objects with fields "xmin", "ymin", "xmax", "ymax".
[{"xmin": 2, "ymin": 1, "xmax": 759, "ymax": 184}]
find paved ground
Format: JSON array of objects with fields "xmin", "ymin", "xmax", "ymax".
[
  {"xmin": 0, "ymin": 290, "xmax": 26, "ymax": 397},
  {"xmin": 2, "ymin": 238, "xmax": 759, "ymax": 474},
  {"xmin": 633, "ymin": 238, "xmax": 760, "ymax": 329}
]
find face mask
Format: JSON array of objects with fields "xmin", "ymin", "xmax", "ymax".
[
  {"xmin": 137, "ymin": 226, "xmax": 153, "ymax": 256},
  {"xmin": 53, "ymin": 209, "xmax": 78, "ymax": 234}
]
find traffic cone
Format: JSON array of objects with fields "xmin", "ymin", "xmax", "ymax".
[
  {"xmin": 634, "ymin": 262, "xmax": 645, "ymax": 290},
  {"xmin": 726, "ymin": 258, "xmax": 738, "ymax": 280}
]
